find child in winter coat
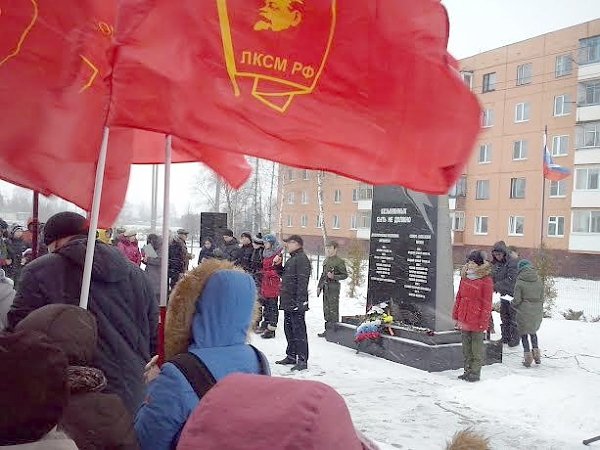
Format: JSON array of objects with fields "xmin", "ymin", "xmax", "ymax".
[
  {"xmin": 0, "ymin": 330, "xmax": 77, "ymax": 450},
  {"xmin": 15, "ymin": 304, "xmax": 139, "ymax": 450},
  {"xmin": 513, "ymin": 259, "xmax": 544, "ymax": 367},
  {"xmin": 452, "ymin": 250, "xmax": 493, "ymax": 382},
  {"xmin": 258, "ymin": 234, "xmax": 283, "ymax": 338},
  {"xmin": 135, "ymin": 259, "xmax": 270, "ymax": 450},
  {"xmin": 176, "ymin": 373, "xmax": 380, "ymax": 450}
]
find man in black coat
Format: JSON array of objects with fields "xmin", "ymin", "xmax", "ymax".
[
  {"xmin": 234, "ymin": 232, "xmax": 255, "ymax": 272},
  {"xmin": 491, "ymin": 241, "xmax": 519, "ymax": 346},
  {"xmin": 6, "ymin": 212, "xmax": 158, "ymax": 413},
  {"xmin": 221, "ymin": 228, "xmax": 240, "ymax": 261},
  {"xmin": 275, "ymin": 235, "xmax": 311, "ymax": 371}
]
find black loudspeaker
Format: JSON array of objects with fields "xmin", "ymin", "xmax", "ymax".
[{"xmin": 200, "ymin": 212, "xmax": 228, "ymax": 247}]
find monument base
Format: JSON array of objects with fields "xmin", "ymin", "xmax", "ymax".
[{"xmin": 326, "ymin": 317, "xmax": 503, "ymax": 372}]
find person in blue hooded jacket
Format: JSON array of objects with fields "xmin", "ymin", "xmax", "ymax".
[{"xmin": 135, "ymin": 258, "xmax": 269, "ymax": 450}]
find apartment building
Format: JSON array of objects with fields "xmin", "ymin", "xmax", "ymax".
[
  {"xmin": 453, "ymin": 19, "xmax": 600, "ymax": 269},
  {"xmin": 279, "ymin": 19, "xmax": 600, "ymax": 273},
  {"xmin": 278, "ymin": 168, "xmax": 372, "ymax": 252}
]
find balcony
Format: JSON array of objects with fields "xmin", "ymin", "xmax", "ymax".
[
  {"xmin": 356, "ymin": 228, "xmax": 371, "ymax": 240},
  {"xmin": 571, "ymin": 190, "xmax": 600, "ymax": 208},
  {"xmin": 578, "ymin": 62, "xmax": 600, "ymax": 82},
  {"xmin": 357, "ymin": 199, "xmax": 372, "ymax": 211},
  {"xmin": 569, "ymin": 234, "xmax": 600, "ymax": 253},
  {"xmin": 575, "ymin": 147, "xmax": 600, "ymax": 165},
  {"xmin": 577, "ymin": 104, "xmax": 600, "ymax": 122}
]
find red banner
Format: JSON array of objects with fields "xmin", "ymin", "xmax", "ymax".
[{"xmin": 110, "ymin": 0, "xmax": 480, "ymax": 194}]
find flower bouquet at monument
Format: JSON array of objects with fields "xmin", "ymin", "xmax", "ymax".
[{"xmin": 354, "ymin": 302, "xmax": 395, "ymax": 344}]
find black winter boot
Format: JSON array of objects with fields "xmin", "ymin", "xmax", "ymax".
[
  {"xmin": 275, "ymin": 356, "xmax": 296, "ymax": 365},
  {"xmin": 291, "ymin": 361, "xmax": 308, "ymax": 371},
  {"xmin": 261, "ymin": 329, "xmax": 275, "ymax": 339}
]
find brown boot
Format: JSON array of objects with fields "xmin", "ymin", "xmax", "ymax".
[
  {"xmin": 532, "ymin": 348, "xmax": 541, "ymax": 364},
  {"xmin": 522, "ymin": 351, "xmax": 533, "ymax": 368}
]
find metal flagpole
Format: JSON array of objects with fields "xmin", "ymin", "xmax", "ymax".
[
  {"xmin": 157, "ymin": 135, "xmax": 172, "ymax": 365},
  {"xmin": 80, "ymin": 127, "xmax": 110, "ymax": 309},
  {"xmin": 31, "ymin": 191, "xmax": 39, "ymax": 259},
  {"xmin": 540, "ymin": 125, "xmax": 548, "ymax": 248}
]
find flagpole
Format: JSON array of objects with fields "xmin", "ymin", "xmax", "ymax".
[
  {"xmin": 540, "ymin": 125, "xmax": 547, "ymax": 248},
  {"xmin": 80, "ymin": 127, "xmax": 110, "ymax": 309},
  {"xmin": 157, "ymin": 135, "xmax": 172, "ymax": 366}
]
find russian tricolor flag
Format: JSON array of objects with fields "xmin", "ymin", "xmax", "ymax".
[{"xmin": 544, "ymin": 146, "xmax": 570, "ymax": 181}]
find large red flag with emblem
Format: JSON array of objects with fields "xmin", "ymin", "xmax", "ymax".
[{"xmin": 110, "ymin": 0, "xmax": 480, "ymax": 194}]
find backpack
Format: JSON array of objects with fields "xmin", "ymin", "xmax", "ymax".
[{"xmin": 169, "ymin": 345, "xmax": 270, "ymax": 399}]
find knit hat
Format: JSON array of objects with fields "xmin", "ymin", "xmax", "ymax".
[
  {"xmin": 252, "ymin": 235, "xmax": 264, "ymax": 245},
  {"xmin": 177, "ymin": 228, "xmax": 189, "ymax": 235},
  {"xmin": 0, "ymin": 330, "xmax": 69, "ymax": 445},
  {"xmin": 177, "ymin": 373, "xmax": 378, "ymax": 450},
  {"xmin": 517, "ymin": 259, "xmax": 532, "ymax": 271},
  {"xmin": 222, "ymin": 229, "xmax": 234, "ymax": 237},
  {"xmin": 263, "ymin": 234, "xmax": 277, "ymax": 245},
  {"xmin": 123, "ymin": 230, "xmax": 137, "ymax": 238},
  {"xmin": 240, "ymin": 232, "xmax": 252, "ymax": 240},
  {"xmin": 467, "ymin": 250, "xmax": 485, "ymax": 266},
  {"xmin": 43, "ymin": 212, "xmax": 88, "ymax": 246}
]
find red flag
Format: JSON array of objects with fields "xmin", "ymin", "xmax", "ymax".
[
  {"xmin": 110, "ymin": 0, "xmax": 480, "ymax": 194},
  {"xmin": 0, "ymin": 0, "xmax": 123, "ymax": 225}
]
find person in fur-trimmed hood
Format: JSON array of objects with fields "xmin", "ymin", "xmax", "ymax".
[
  {"xmin": 453, "ymin": 251, "xmax": 493, "ymax": 382},
  {"xmin": 135, "ymin": 259, "xmax": 269, "ymax": 450}
]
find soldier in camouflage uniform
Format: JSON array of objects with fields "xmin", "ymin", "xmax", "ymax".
[{"xmin": 317, "ymin": 241, "xmax": 348, "ymax": 337}]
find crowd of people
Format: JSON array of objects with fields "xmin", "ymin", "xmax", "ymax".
[
  {"xmin": 453, "ymin": 241, "xmax": 545, "ymax": 382},
  {"xmin": 0, "ymin": 211, "xmax": 384, "ymax": 449}
]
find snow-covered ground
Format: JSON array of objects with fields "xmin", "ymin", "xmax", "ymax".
[{"xmin": 252, "ymin": 263, "xmax": 600, "ymax": 449}]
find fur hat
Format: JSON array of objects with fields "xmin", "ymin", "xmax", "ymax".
[
  {"xmin": 43, "ymin": 212, "xmax": 88, "ymax": 246},
  {"xmin": 446, "ymin": 428, "xmax": 490, "ymax": 450},
  {"xmin": 0, "ymin": 331, "xmax": 69, "ymax": 445},
  {"xmin": 467, "ymin": 250, "xmax": 485, "ymax": 266},
  {"xmin": 283, "ymin": 234, "xmax": 304, "ymax": 246}
]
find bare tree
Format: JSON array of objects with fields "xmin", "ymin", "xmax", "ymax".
[{"xmin": 316, "ymin": 170, "xmax": 329, "ymax": 247}]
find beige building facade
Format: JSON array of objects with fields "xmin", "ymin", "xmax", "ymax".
[{"xmin": 278, "ymin": 19, "xmax": 600, "ymax": 274}]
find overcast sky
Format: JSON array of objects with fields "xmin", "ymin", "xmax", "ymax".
[{"xmin": 2, "ymin": 2, "xmax": 599, "ymax": 214}]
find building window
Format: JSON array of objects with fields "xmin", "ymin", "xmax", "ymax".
[
  {"xmin": 482, "ymin": 72, "xmax": 496, "ymax": 93},
  {"xmin": 554, "ymin": 94, "xmax": 572, "ymax": 116},
  {"xmin": 358, "ymin": 212, "xmax": 371, "ymax": 229},
  {"xmin": 579, "ymin": 80, "xmax": 600, "ymax": 107},
  {"xmin": 332, "ymin": 215, "xmax": 340, "ymax": 229},
  {"xmin": 461, "ymin": 71, "xmax": 473, "ymax": 90},
  {"xmin": 575, "ymin": 167, "xmax": 600, "ymax": 191},
  {"xmin": 573, "ymin": 210, "xmax": 600, "ymax": 233},
  {"xmin": 474, "ymin": 216, "xmax": 489, "ymax": 235},
  {"xmin": 555, "ymin": 54, "xmax": 573, "ymax": 77},
  {"xmin": 286, "ymin": 169, "xmax": 294, "ymax": 181},
  {"xmin": 286, "ymin": 215, "xmax": 293, "ymax": 227},
  {"xmin": 515, "ymin": 102, "xmax": 530, "ymax": 122},
  {"xmin": 516, "ymin": 63, "xmax": 533, "ymax": 85},
  {"xmin": 300, "ymin": 214, "xmax": 307, "ymax": 228},
  {"xmin": 451, "ymin": 211, "xmax": 465, "ymax": 231},
  {"xmin": 579, "ymin": 36, "xmax": 600, "ymax": 65},
  {"xmin": 478, "ymin": 144, "xmax": 492, "ymax": 163},
  {"xmin": 449, "ymin": 175, "xmax": 467, "ymax": 197},
  {"xmin": 548, "ymin": 216, "xmax": 565, "ymax": 237},
  {"xmin": 475, "ymin": 180, "xmax": 490, "ymax": 200},
  {"xmin": 286, "ymin": 192, "xmax": 295, "ymax": 204},
  {"xmin": 510, "ymin": 178, "xmax": 527, "ymax": 199},
  {"xmin": 552, "ymin": 135, "xmax": 569, "ymax": 157},
  {"xmin": 316, "ymin": 215, "xmax": 323, "ymax": 228},
  {"xmin": 508, "ymin": 216, "xmax": 525, "ymax": 236},
  {"xmin": 301, "ymin": 191, "xmax": 308, "ymax": 204},
  {"xmin": 513, "ymin": 140, "xmax": 528, "ymax": 160},
  {"xmin": 350, "ymin": 215, "xmax": 357, "ymax": 230},
  {"xmin": 577, "ymin": 122, "xmax": 600, "ymax": 148},
  {"xmin": 334, "ymin": 189, "xmax": 342, "ymax": 203},
  {"xmin": 481, "ymin": 108, "xmax": 494, "ymax": 128},
  {"xmin": 302, "ymin": 169, "xmax": 309, "ymax": 180},
  {"xmin": 549, "ymin": 180, "xmax": 567, "ymax": 198},
  {"xmin": 353, "ymin": 184, "xmax": 373, "ymax": 201}
]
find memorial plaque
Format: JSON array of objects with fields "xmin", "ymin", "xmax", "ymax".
[
  {"xmin": 200, "ymin": 212, "xmax": 228, "ymax": 248},
  {"xmin": 366, "ymin": 186, "xmax": 441, "ymax": 330}
]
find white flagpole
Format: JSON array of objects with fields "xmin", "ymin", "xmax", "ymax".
[
  {"xmin": 158, "ymin": 135, "xmax": 172, "ymax": 364},
  {"xmin": 80, "ymin": 127, "xmax": 110, "ymax": 309}
]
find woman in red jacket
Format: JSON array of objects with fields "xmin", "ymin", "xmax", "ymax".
[
  {"xmin": 452, "ymin": 250, "xmax": 493, "ymax": 382},
  {"xmin": 258, "ymin": 234, "xmax": 283, "ymax": 339}
]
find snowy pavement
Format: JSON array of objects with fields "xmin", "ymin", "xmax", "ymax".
[{"xmin": 251, "ymin": 274, "xmax": 600, "ymax": 449}]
